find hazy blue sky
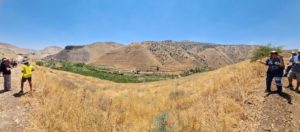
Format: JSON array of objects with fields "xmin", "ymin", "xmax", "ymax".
[{"xmin": 0, "ymin": 0, "xmax": 299, "ymax": 49}]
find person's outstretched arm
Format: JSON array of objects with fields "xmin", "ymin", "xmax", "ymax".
[{"xmin": 257, "ymin": 59, "xmax": 267, "ymax": 65}]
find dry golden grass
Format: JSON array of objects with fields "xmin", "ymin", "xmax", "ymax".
[{"xmin": 27, "ymin": 60, "xmax": 266, "ymax": 132}]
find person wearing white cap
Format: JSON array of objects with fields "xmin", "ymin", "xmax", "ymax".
[
  {"xmin": 0, "ymin": 58, "xmax": 12, "ymax": 91},
  {"xmin": 19, "ymin": 59, "xmax": 34, "ymax": 93},
  {"xmin": 257, "ymin": 50, "xmax": 285, "ymax": 93},
  {"xmin": 283, "ymin": 51, "xmax": 298, "ymax": 77},
  {"xmin": 287, "ymin": 50, "xmax": 300, "ymax": 92}
]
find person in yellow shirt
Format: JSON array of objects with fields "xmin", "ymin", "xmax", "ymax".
[{"xmin": 19, "ymin": 59, "xmax": 34, "ymax": 93}]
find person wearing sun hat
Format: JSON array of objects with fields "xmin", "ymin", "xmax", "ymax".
[
  {"xmin": 0, "ymin": 57, "xmax": 12, "ymax": 91},
  {"xmin": 287, "ymin": 50, "xmax": 300, "ymax": 92},
  {"xmin": 19, "ymin": 58, "xmax": 34, "ymax": 94},
  {"xmin": 284, "ymin": 51, "xmax": 298, "ymax": 77},
  {"xmin": 257, "ymin": 50, "xmax": 285, "ymax": 93}
]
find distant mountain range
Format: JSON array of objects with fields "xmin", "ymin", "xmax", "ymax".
[
  {"xmin": 0, "ymin": 40, "xmax": 258, "ymax": 72},
  {"xmin": 0, "ymin": 42, "xmax": 36, "ymax": 55},
  {"xmin": 46, "ymin": 40, "xmax": 258, "ymax": 72},
  {"xmin": 31, "ymin": 46, "xmax": 63, "ymax": 59},
  {"xmin": 0, "ymin": 42, "xmax": 62, "ymax": 59}
]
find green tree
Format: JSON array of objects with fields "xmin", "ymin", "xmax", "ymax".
[{"xmin": 251, "ymin": 44, "xmax": 283, "ymax": 62}]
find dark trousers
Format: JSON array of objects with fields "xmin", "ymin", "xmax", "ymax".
[
  {"xmin": 3, "ymin": 74, "xmax": 11, "ymax": 91},
  {"xmin": 266, "ymin": 72, "xmax": 283, "ymax": 92},
  {"xmin": 284, "ymin": 65, "xmax": 293, "ymax": 76}
]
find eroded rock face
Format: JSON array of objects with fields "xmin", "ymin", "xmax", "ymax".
[{"xmin": 141, "ymin": 41, "xmax": 257, "ymax": 71}]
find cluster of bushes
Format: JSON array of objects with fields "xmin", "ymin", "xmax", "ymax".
[
  {"xmin": 251, "ymin": 44, "xmax": 283, "ymax": 62},
  {"xmin": 180, "ymin": 66, "xmax": 211, "ymax": 77},
  {"xmin": 36, "ymin": 60, "xmax": 58, "ymax": 68},
  {"xmin": 35, "ymin": 61, "xmax": 44, "ymax": 66}
]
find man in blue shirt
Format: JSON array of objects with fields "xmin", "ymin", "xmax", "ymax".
[
  {"xmin": 284, "ymin": 51, "xmax": 297, "ymax": 77},
  {"xmin": 287, "ymin": 50, "xmax": 300, "ymax": 92}
]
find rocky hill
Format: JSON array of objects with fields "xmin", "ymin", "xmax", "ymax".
[
  {"xmin": 31, "ymin": 46, "xmax": 63, "ymax": 59},
  {"xmin": 48, "ymin": 42, "xmax": 123, "ymax": 62},
  {"xmin": 48, "ymin": 40, "xmax": 258, "ymax": 72},
  {"xmin": 0, "ymin": 42, "xmax": 36, "ymax": 55}
]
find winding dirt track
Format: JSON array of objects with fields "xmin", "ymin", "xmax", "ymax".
[
  {"xmin": 0, "ymin": 66, "xmax": 30, "ymax": 132},
  {"xmin": 258, "ymin": 77, "xmax": 300, "ymax": 132}
]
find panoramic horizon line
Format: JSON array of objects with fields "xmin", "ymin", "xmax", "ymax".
[{"xmin": 1, "ymin": 39, "xmax": 270, "ymax": 49}]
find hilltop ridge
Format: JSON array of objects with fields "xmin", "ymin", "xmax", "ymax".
[
  {"xmin": 48, "ymin": 42, "xmax": 123, "ymax": 62},
  {"xmin": 0, "ymin": 42, "xmax": 36, "ymax": 55},
  {"xmin": 47, "ymin": 41, "xmax": 258, "ymax": 72}
]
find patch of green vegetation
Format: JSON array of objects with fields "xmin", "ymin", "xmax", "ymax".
[
  {"xmin": 37, "ymin": 60, "xmax": 211, "ymax": 83},
  {"xmin": 251, "ymin": 44, "xmax": 283, "ymax": 62},
  {"xmin": 35, "ymin": 60, "xmax": 44, "ymax": 66},
  {"xmin": 155, "ymin": 112, "xmax": 169, "ymax": 132},
  {"xmin": 180, "ymin": 66, "xmax": 211, "ymax": 77},
  {"xmin": 37, "ymin": 60, "xmax": 180, "ymax": 83}
]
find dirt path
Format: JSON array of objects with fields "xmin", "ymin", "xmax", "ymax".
[
  {"xmin": 0, "ymin": 66, "xmax": 29, "ymax": 132},
  {"xmin": 258, "ymin": 78, "xmax": 300, "ymax": 132}
]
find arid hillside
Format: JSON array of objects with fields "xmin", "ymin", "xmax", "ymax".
[
  {"xmin": 31, "ymin": 46, "xmax": 63, "ymax": 59},
  {"xmin": 0, "ymin": 42, "xmax": 36, "ymax": 55},
  {"xmin": 49, "ymin": 41, "xmax": 258, "ymax": 72},
  {"xmin": 1, "ymin": 45, "xmax": 298, "ymax": 131},
  {"xmin": 26, "ymin": 60, "xmax": 267, "ymax": 131},
  {"xmin": 48, "ymin": 42, "xmax": 123, "ymax": 62}
]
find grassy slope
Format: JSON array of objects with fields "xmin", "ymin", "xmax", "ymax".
[{"xmin": 27, "ymin": 60, "xmax": 266, "ymax": 131}]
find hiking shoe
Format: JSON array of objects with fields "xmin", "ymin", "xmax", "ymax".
[
  {"xmin": 265, "ymin": 90, "xmax": 271, "ymax": 93},
  {"xmin": 285, "ymin": 84, "xmax": 294, "ymax": 89},
  {"xmin": 277, "ymin": 90, "xmax": 283, "ymax": 94},
  {"xmin": 18, "ymin": 90, "xmax": 24, "ymax": 94}
]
